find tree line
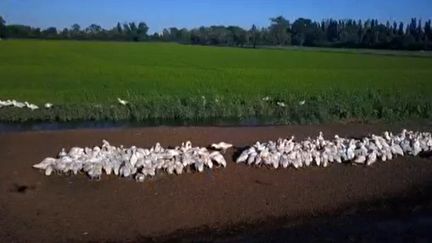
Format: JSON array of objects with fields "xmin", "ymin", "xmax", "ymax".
[{"xmin": 1, "ymin": 15, "xmax": 431, "ymax": 50}]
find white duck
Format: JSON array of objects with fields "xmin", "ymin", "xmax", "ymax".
[
  {"xmin": 211, "ymin": 142, "xmax": 233, "ymax": 152},
  {"xmin": 117, "ymin": 97, "xmax": 129, "ymax": 106}
]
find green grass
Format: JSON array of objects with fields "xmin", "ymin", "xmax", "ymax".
[{"xmin": 0, "ymin": 40, "xmax": 431, "ymax": 123}]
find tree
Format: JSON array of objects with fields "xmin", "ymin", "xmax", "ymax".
[
  {"xmin": 425, "ymin": 20, "xmax": 432, "ymax": 40},
  {"xmin": 71, "ymin": 24, "xmax": 80, "ymax": 32},
  {"xmin": 86, "ymin": 24, "xmax": 102, "ymax": 34},
  {"xmin": 60, "ymin": 28, "xmax": 70, "ymax": 39},
  {"xmin": 417, "ymin": 19, "xmax": 423, "ymax": 41},
  {"xmin": 121, "ymin": 22, "xmax": 145, "ymax": 41},
  {"xmin": 161, "ymin": 28, "xmax": 170, "ymax": 41},
  {"xmin": 0, "ymin": 16, "xmax": 6, "ymax": 38},
  {"xmin": 178, "ymin": 28, "xmax": 191, "ymax": 43},
  {"xmin": 250, "ymin": 24, "xmax": 258, "ymax": 48},
  {"xmin": 42, "ymin": 27, "xmax": 58, "ymax": 39},
  {"xmin": 338, "ymin": 20, "xmax": 361, "ymax": 46},
  {"xmin": 269, "ymin": 16, "xmax": 291, "ymax": 45},
  {"xmin": 116, "ymin": 23, "xmax": 122, "ymax": 33},
  {"xmin": 6, "ymin": 25, "xmax": 34, "ymax": 38},
  {"xmin": 227, "ymin": 26, "xmax": 247, "ymax": 46},
  {"xmin": 326, "ymin": 19, "xmax": 339, "ymax": 42},
  {"xmin": 137, "ymin": 22, "xmax": 149, "ymax": 40},
  {"xmin": 122, "ymin": 23, "xmax": 131, "ymax": 36},
  {"xmin": 70, "ymin": 24, "xmax": 82, "ymax": 39},
  {"xmin": 0, "ymin": 15, "xmax": 431, "ymax": 50},
  {"xmin": 408, "ymin": 18, "xmax": 417, "ymax": 38},
  {"xmin": 149, "ymin": 32, "xmax": 161, "ymax": 41},
  {"xmin": 168, "ymin": 27, "xmax": 179, "ymax": 41},
  {"xmin": 398, "ymin": 22, "xmax": 404, "ymax": 36},
  {"xmin": 291, "ymin": 18, "xmax": 316, "ymax": 46},
  {"xmin": 129, "ymin": 22, "xmax": 137, "ymax": 33},
  {"xmin": 425, "ymin": 20, "xmax": 432, "ymax": 49}
]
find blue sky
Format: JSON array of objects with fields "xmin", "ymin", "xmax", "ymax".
[{"xmin": 1, "ymin": 0, "xmax": 431, "ymax": 33}]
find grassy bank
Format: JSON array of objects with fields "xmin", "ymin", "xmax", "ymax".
[
  {"xmin": 0, "ymin": 90, "xmax": 430, "ymax": 124},
  {"xmin": 0, "ymin": 40, "xmax": 431, "ymax": 123}
]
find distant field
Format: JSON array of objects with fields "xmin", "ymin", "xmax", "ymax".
[
  {"xmin": 262, "ymin": 45, "xmax": 432, "ymax": 58},
  {"xmin": 0, "ymin": 40, "xmax": 431, "ymax": 123}
]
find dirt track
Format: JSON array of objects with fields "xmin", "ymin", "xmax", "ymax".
[{"xmin": 1, "ymin": 123, "xmax": 432, "ymax": 242}]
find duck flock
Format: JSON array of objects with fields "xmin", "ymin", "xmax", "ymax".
[
  {"xmin": 237, "ymin": 129, "xmax": 432, "ymax": 168},
  {"xmin": 0, "ymin": 99, "xmax": 53, "ymax": 110},
  {"xmin": 32, "ymin": 129, "xmax": 432, "ymax": 181},
  {"xmin": 33, "ymin": 141, "xmax": 229, "ymax": 181}
]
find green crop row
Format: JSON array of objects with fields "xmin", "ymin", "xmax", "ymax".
[
  {"xmin": 0, "ymin": 40, "xmax": 431, "ymax": 124},
  {"xmin": 0, "ymin": 90, "xmax": 430, "ymax": 124}
]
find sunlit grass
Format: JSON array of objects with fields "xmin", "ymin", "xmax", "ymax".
[{"xmin": 0, "ymin": 40, "xmax": 431, "ymax": 123}]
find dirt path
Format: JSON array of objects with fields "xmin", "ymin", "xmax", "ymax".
[{"xmin": 1, "ymin": 123, "xmax": 432, "ymax": 242}]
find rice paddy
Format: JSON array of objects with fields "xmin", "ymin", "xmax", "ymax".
[{"xmin": 0, "ymin": 40, "xmax": 431, "ymax": 123}]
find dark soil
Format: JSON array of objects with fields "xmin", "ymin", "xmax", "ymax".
[{"xmin": 0, "ymin": 123, "xmax": 432, "ymax": 242}]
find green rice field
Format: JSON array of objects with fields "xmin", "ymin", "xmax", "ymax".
[{"xmin": 0, "ymin": 40, "xmax": 431, "ymax": 123}]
